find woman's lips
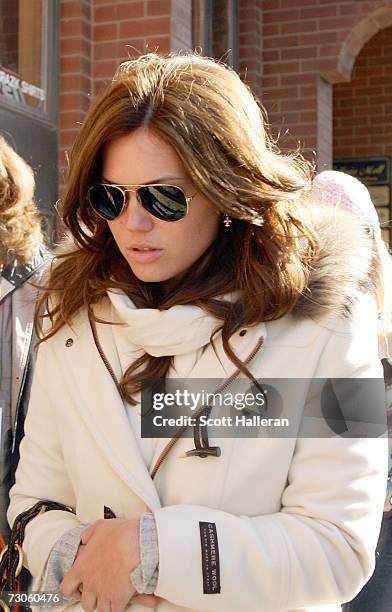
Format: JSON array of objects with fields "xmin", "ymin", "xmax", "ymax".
[{"xmin": 126, "ymin": 247, "xmax": 164, "ymax": 263}]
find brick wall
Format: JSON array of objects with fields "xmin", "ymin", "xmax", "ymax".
[
  {"xmin": 334, "ymin": 25, "xmax": 392, "ymax": 159},
  {"xmin": 259, "ymin": 0, "xmax": 392, "ymax": 170},
  {"xmin": 59, "ymin": 0, "xmax": 392, "ymax": 183},
  {"xmin": 59, "ymin": 0, "xmax": 192, "ymax": 187},
  {"xmin": 59, "ymin": 0, "xmax": 92, "ymax": 185},
  {"xmin": 93, "ymin": 0, "xmax": 172, "ymax": 94},
  {"xmin": 239, "ymin": 0, "xmax": 263, "ymax": 100}
]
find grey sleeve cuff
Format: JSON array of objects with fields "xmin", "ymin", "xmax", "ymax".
[
  {"xmin": 130, "ymin": 512, "xmax": 159, "ymax": 594},
  {"xmin": 42, "ymin": 523, "xmax": 90, "ymax": 593}
]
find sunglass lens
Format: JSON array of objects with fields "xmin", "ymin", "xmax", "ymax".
[
  {"xmin": 137, "ymin": 185, "xmax": 187, "ymax": 221},
  {"xmin": 88, "ymin": 184, "xmax": 124, "ymax": 220}
]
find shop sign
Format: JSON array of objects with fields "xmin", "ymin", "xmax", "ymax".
[
  {"xmin": 333, "ymin": 157, "xmax": 390, "ymax": 185},
  {"xmin": 0, "ymin": 68, "xmax": 45, "ymax": 106}
]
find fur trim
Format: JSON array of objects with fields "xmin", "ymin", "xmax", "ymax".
[
  {"xmin": 293, "ymin": 206, "xmax": 374, "ymax": 319},
  {"xmin": 53, "ymin": 206, "xmax": 374, "ymax": 322}
]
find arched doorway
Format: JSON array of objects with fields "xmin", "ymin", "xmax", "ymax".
[{"xmin": 333, "ymin": 18, "xmax": 392, "ymax": 246}]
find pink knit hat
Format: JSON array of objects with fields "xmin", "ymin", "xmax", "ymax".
[{"xmin": 311, "ymin": 170, "xmax": 381, "ymax": 237}]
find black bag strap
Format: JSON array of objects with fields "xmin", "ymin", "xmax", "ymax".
[{"xmin": 0, "ymin": 501, "xmax": 75, "ymax": 598}]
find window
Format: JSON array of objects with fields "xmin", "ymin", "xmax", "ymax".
[
  {"xmin": 192, "ymin": 0, "xmax": 239, "ymax": 70},
  {"xmin": 0, "ymin": 0, "xmax": 50, "ymax": 114}
]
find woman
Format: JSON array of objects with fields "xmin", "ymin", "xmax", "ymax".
[
  {"xmin": 0, "ymin": 135, "xmax": 50, "ymax": 609},
  {"xmin": 0, "ymin": 135, "xmax": 50, "ymax": 541},
  {"xmin": 312, "ymin": 170, "xmax": 392, "ymax": 612},
  {"xmin": 7, "ymin": 53, "xmax": 387, "ymax": 612}
]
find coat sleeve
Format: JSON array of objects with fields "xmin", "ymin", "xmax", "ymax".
[
  {"xmin": 153, "ymin": 301, "xmax": 388, "ymax": 611},
  {"xmin": 7, "ymin": 341, "xmax": 81, "ymax": 587}
]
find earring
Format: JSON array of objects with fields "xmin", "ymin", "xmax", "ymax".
[{"xmin": 223, "ymin": 214, "xmax": 232, "ymax": 228}]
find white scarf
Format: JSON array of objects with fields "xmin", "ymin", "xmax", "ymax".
[
  {"xmin": 107, "ymin": 289, "xmax": 225, "ymax": 378},
  {"xmin": 107, "ymin": 289, "xmax": 223, "ymax": 357}
]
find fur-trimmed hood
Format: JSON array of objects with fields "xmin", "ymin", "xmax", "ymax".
[
  {"xmin": 293, "ymin": 205, "xmax": 374, "ymax": 320},
  {"xmin": 52, "ymin": 204, "xmax": 375, "ymax": 324}
]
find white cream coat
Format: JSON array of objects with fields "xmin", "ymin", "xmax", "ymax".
[{"xmin": 8, "ymin": 292, "xmax": 387, "ymax": 612}]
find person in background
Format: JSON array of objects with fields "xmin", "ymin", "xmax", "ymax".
[
  {"xmin": 312, "ymin": 170, "xmax": 392, "ymax": 612},
  {"xmin": 0, "ymin": 135, "xmax": 50, "ymax": 544}
]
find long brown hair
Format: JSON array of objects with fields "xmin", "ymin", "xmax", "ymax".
[
  {"xmin": 37, "ymin": 52, "xmax": 319, "ymax": 402},
  {"xmin": 0, "ymin": 135, "xmax": 43, "ymax": 265}
]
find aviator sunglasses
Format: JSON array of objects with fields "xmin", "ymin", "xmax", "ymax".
[{"xmin": 87, "ymin": 181, "xmax": 197, "ymax": 222}]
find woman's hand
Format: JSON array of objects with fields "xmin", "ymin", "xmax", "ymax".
[{"xmin": 60, "ymin": 518, "xmax": 140, "ymax": 612}]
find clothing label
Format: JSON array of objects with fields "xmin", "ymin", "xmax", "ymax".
[
  {"xmin": 199, "ymin": 521, "xmax": 221, "ymax": 594},
  {"xmin": 104, "ymin": 505, "xmax": 116, "ymax": 519}
]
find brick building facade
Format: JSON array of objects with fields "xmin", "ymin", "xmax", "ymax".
[
  {"xmin": 261, "ymin": 1, "xmax": 391, "ymax": 164},
  {"xmin": 334, "ymin": 24, "xmax": 392, "ymax": 161},
  {"xmin": 1, "ymin": 0, "xmax": 392, "ymax": 239},
  {"xmin": 59, "ymin": 0, "xmax": 392, "ymax": 165}
]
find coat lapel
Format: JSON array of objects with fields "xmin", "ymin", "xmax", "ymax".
[
  {"xmin": 150, "ymin": 324, "xmax": 267, "ymax": 472},
  {"xmin": 62, "ymin": 295, "xmax": 267, "ymax": 503},
  {"xmin": 61, "ymin": 307, "xmax": 162, "ymax": 512}
]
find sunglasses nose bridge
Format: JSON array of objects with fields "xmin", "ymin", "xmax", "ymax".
[
  {"xmin": 121, "ymin": 187, "xmax": 139, "ymax": 209},
  {"xmin": 122, "ymin": 187, "xmax": 136, "ymax": 198},
  {"xmin": 119, "ymin": 187, "xmax": 155, "ymax": 229}
]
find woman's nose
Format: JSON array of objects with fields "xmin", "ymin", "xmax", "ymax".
[{"xmin": 120, "ymin": 191, "xmax": 154, "ymax": 232}]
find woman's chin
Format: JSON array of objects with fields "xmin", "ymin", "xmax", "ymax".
[{"xmin": 128, "ymin": 264, "xmax": 185, "ymax": 285}]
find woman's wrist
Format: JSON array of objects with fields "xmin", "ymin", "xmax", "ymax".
[
  {"xmin": 130, "ymin": 512, "xmax": 159, "ymax": 594},
  {"xmin": 43, "ymin": 524, "xmax": 90, "ymax": 594}
]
